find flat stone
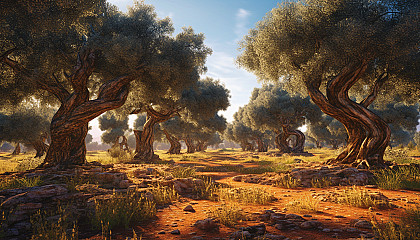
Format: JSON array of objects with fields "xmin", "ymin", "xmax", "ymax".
[
  {"xmin": 170, "ymin": 229, "xmax": 180, "ymax": 235},
  {"xmin": 184, "ymin": 205, "xmax": 196, "ymax": 212}
]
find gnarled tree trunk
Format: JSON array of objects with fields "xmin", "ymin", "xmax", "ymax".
[
  {"xmin": 2, "ymin": 48, "xmax": 139, "ymax": 167},
  {"xmin": 274, "ymin": 129, "xmax": 291, "ymax": 153},
  {"xmin": 306, "ymin": 62, "xmax": 390, "ymax": 169},
  {"xmin": 255, "ymin": 137, "xmax": 268, "ymax": 152},
  {"xmin": 133, "ymin": 106, "xmax": 178, "ymax": 161},
  {"xmin": 32, "ymin": 133, "xmax": 49, "ymax": 158},
  {"xmin": 184, "ymin": 136, "xmax": 195, "ymax": 153},
  {"xmin": 283, "ymin": 126, "xmax": 305, "ymax": 153},
  {"xmin": 195, "ymin": 140, "xmax": 207, "ymax": 152},
  {"xmin": 163, "ymin": 129, "xmax": 181, "ymax": 154}
]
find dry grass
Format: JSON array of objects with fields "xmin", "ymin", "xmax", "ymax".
[
  {"xmin": 332, "ymin": 186, "xmax": 392, "ymax": 209},
  {"xmin": 286, "ymin": 195, "xmax": 320, "ymax": 213},
  {"xmin": 217, "ymin": 187, "xmax": 276, "ymax": 205},
  {"xmin": 209, "ymin": 203, "xmax": 247, "ymax": 227}
]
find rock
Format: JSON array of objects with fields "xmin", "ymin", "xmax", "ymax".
[
  {"xmin": 232, "ymin": 175, "xmax": 243, "ymax": 182},
  {"xmin": 230, "ymin": 230, "xmax": 252, "ymax": 240},
  {"xmin": 274, "ymin": 220, "xmax": 298, "ymax": 230},
  {"xmin": 354, "ymin": 220, "xmax": 373, "ymax": 229},
  {"xmin": 240, "ymin": 223, "xmax": 266, "ymax": 235},
  {"xmin": 118, "ymin": 180, "xmax": 131, "ymax": 188},
  {"xmin": 184, "ymin": 205, "xmax": 196, "ymax": 212},
  {"xmin": 261, "ymin": 234, "xmax": 287, "ymax": 240},
  {"xmin": 170, "ymin": 229, "xmax": 180, "ymax": 235},
  {"xmin": 194, "ymin": 218, "xmax": 219, "ymax": 232},
  {"xmin": 285, "ymin": 214, "xmax": 305, "ymax": 222},
  {"xmin": 300, "ymin": 220, "xmax": 322, "ymax": 229}
]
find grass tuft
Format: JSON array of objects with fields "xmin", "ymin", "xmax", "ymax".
[
  {"xmin": 374, "ymin": 165, "xmax": 420, "ymax": 190},
  {"xmin": 91, "ymin": 190, "xmax": 156, "ymax": 231},
  {"xmin": 286, "ymin": 195, "xmax": 320, "ymax": 213},
  {"xmin": 274, "ymin": 175, "xmax": 301, "ymax": 189},
  {"xmin": 209, "ymin": 203, "xmax": 247, "ymax": 227},
  {"xmin": 148, "ymin": 184, "xmax": 178, "ymax": 206},
  {"xmin": 332, "ymin": 186, "xmax": 392, "ymax": 209},
  {"xmin": 372, "ymin": 207, "xmax": 420, "ymax": 240},
  {"xmin": 311, "ymin": 177, "xmax": 332, "ymax": 188},
  {"xmin": 171, "ymin": 166, "xmax": 196, "ymax": 178},
  {"xmin": 0, "ymin": 176, "xmax": 43, "ymax": 190},
  {"xmin": 30, "ymin": 207, "xmax": 78, "ymax": 240},
  {"xmin": 217, "ymin": 187, "xmax": 276, "ymax": 205}
]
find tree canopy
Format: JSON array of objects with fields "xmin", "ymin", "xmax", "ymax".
[
  {"xmin": 238, "ymin": 0, "xmax": 420, "ymax": 168},
  {"xmin": 98, "ymin": 112, "xmax": 129, "ymax": 145}
]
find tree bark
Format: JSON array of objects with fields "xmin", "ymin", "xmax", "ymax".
[
  {"xmin": 163, "ymin": 130, "xmax": 181, "ymax": 154},
  {"xmin": 274, "ymin": 129, "xmax": 291, "ymax": 153},
  {"xmin": 133, "ymin": 106, "xmax": 178, "ymax": 161},
  {"xmin": 184, "ymin": 136, "xmax": 195, "ymax": 153},
  {"xmin": 2, "ymin": 48, "xmax": 140, "ymax": 167},
  {"xmin": 283, "ymin": 126, "xmax": 305, "ymax": 153},
  {"xmin": 255, "ymin": 137, "xmax": 268, "ymax": 152},
  {"xmin": 12, "ymin": 143, "xmax": 21, "ymax": 155},
  {"xmin": 120, "ymin": 135, "xmax": 130, "ymax": 152},
  {"xmin": 31, "ymin": 133, "xmax": 49, "ymax": 158},
  {"xmin": 306, "ymin": 62, "xmax": 391, "ymax": 168},
  {"xmin": 195, "ymin": 140, "xmax": 207, "ymax": 152}
]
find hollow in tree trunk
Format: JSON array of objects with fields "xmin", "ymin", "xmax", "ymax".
[
  {"xmin": 12, "ymin": 143, "xmax": 21, "ymax": 155},
  {"xmin": 1, "ymin": 48, "xmax": 140, "ymax": 167},
  {"xmin": 283, "ymin": 125, "xmax": 305, "ymax": 153},
  {"xmin": 306, "ymin": 61, "xmax": 390, "ymax": 169},
  {"xmin": 132, "ymin": 106, "xmax": 179, "ymax": 162},
  {"xmin": 163, "ymin": 129, "xmax": 181, "ymax": 154}
]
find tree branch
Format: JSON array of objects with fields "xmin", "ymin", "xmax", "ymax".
[{"xmin": 360, "ymin": 72, "xmax": 388, "ymax": 108}]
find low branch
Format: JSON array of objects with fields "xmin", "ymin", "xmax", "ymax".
[{"xmin": 360, "ymin": 72, "xmax": 388, "ymax": 108}]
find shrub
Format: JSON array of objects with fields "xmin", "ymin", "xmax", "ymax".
[
  {"xmin": 14, "ymin": 157, "xmax": 43, "ymax": 172},
  {"xmin": 107, "ymin": 147, "xmax": 133, "ymax": 163},
  {"xmin": 171, "ymin": 166, "xmax": 196, "ymax": 178},
  {"xmin": 374, "ymin": 165, "xmax": 420, "ymax": 190},
  {"xmin": 192, "ymin": 176, "xmax": 219, "ymax": 200},
  {"xmin": 148, "ymin": 184, "xmax": 178, "ymax": 206}
]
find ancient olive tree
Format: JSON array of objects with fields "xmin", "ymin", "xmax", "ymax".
[
  {"xmin": 0, "ymin": 107, "xmax": 52, "ymax": 157},
  {"xmin": 159, "ymin": 78, "xmax": 230, "ymax": 154},
  {"xmin": 238, "ymin": 0, "xmax": 420, "ymax": 168},
  {"xmin": 1, "ymin": 1, "xmax": 197, "ymax": 167},
  {"xmin": 237, "ymin": 84, "xmax": 321, "ymax": 153},
  {"xmin": 98, "ymin": 112, "xmax": 130, "ymax": 151}
]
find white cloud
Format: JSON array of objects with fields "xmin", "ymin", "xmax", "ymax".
[{"xmin": 234, "ymin": 8, "xmax": 251, "ymax": 41}]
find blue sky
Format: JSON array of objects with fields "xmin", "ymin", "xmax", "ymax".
[{"xmin": 90, "ymin": 0, "xmax": 281, "ymax": 142}]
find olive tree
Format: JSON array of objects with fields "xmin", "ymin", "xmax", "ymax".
[
  {"xmin": 238, "ymin": 0, "xmax": 420, "ymax": 168},
  {"xmin": 98, "ymin": 112, "xmax": 130, "ymax": 150}
]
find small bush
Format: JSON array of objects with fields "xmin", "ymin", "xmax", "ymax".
[
  {"xmin": 0, "ymin": 176, "xmax": 43, "ymax": 190},
  {"xmin": 286, "ymin": 196, "xmax": 320, "ymax": 213},
  {"xmin": 384, "ymin": 148, "xmax": 412, "ymax": 164},
  {"xmin": 374, "ymin": 165, "xmax": 420, "ymax": 190},
  {"xmin": 91, "ymin": 190, "xmax": 156, "ymax": 231},
  {"xmin": 218, "ymin": 187, "xmax": 276, "ymax": 205},
  {"xmin": 209, "ymin": 203, "xmax": 247, "ymax": 227},
  {"xmin": 274, "ymin": 175, "xmax": 301, "ymax": 189},
  {"xmin": 107, "ymin": 147, "xmax": 133, "ymax": 163},
  {"xmin": 30, "ymin": 207, "xmax": 78, "ymax": 240},
  {"xmin": 372, "ymin": 207, "xmax": 420, "ymax": 240}
]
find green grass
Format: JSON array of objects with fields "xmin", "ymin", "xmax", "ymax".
[
  {"xmin": 374, "ymin": 165, "xmax": 420, "ymax": 190},
  {"xmin": 217, "ymin": 187, "xmax": 276, "ymax": 205},
  {"xmin": 372, "ymin": 207, "xmax": 420, "ymax": 240},
  {"xmin": 0, "ymin": 176, "xmax": 43, "ymax": 190},
  {"xmin": 91, "ymin": 190, "xmax": 156, "ymax": 231},
  {"xmin": 209, "ymin": 203, "xmax": 247, "ymax": 227},
  {"xmin": 286, "ymin": 195, "xmax": 320, "ymax": 213},
  {"xmin": 171, "ymin": 166, "xmax": 197, "ymax": 178}
]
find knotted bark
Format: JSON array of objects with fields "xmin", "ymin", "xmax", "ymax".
[
  {"xmin": 133, "ymin": 106, "xmax": 178, "ymax": 161},
  {"xmin": 195, "ymin": 140, "xmax": 207, "ymax": 152},
  {"xmin": 274, "ymin": 129, "xmax": 291, "ymax": 153},
  {"xmin": 31, "ymin": 132, "xmax": 49, "ymax": 158},
  {"xmin": 163, "ymin": 129, "xmax": 181, "ymax": 154},
  {"xmin": 283, "ymin": 126, "xmax": 305, "ymax": 153},
  {"xmin": 306, "ymin": 62, "xmax": 390, "ymax": 168},
  {"xmin": 2, "ymin": 48, "xmax": 141, "ymax": 167}
]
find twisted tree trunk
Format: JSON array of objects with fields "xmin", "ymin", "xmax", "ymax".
[
  {"xmin": 32, "ymin": 133, "xmax": 49, "ymax": 158},
  {"xmin": 2, "ymin": 48, "xmax": 139, "ymax": 167},
  {"xmin": 184, "ymin": 136, "xmax": 195, "ymax": 153},
  {"xmin": 274, "ymin": 129, "xmax": 291, "ymax": 153},
  {"xmin": 283, "ymin": 126, "xmax": 305, "ymax": 153},
  {"xmin": 163, "ymin": 129, "xmax": 181, "ymax": 154},
  {"xmin": 133, "ymin": 106, "xmax": 178, "ymax": 161},
  {"xmin": 306, "ymin": 62, "xmax": 390, "ymax": 168},
  {"xmin": 195, "ymin": 140, "xmax": 207, "ymax": 152}
]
